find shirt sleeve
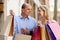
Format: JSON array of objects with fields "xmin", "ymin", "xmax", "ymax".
[
  {"xmin": 34, "ymin": 19, "xmax": 37, "ymax": 29},
  {"xmin": 14, "ymin": 16, "xmax": 18, "ymax": 35},
  {"xmin": 30, "ymin": 19, "xmax": 36, "ymax": 35}
]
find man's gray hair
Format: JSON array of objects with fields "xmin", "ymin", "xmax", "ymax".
[{"xmin": 22, "ymin": 3, "xmax": 31, "ymax": 9}]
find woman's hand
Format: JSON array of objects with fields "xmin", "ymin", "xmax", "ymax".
[
  {"xmin": 37, "ymin": 21, "xmax": 40, "ymax": 26},
  {"xmin": 41, "ymin": 17, "xmax": 48, "ymax": 24}
]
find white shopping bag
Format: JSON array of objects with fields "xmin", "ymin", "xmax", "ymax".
[{"xmin": 14, "ymin": 34, "xmax": 31, "ymax": 40}]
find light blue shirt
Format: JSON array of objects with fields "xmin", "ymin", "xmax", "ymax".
[{"xmin": 14, "ymin": 15, "xmax": 36, "ymax": 35}]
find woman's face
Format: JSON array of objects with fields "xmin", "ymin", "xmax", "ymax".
[{"xmin": 38, "ymin": 8, "xmax": 44, "ymax": 17}]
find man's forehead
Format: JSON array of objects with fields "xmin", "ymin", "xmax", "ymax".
[
  {"xmin": 26, "ymin": 4, "xmax": 32, "ymax": 8},
  {"xmin": 22, "ymin": 3, "xmax": 32, "ymax": 10}
]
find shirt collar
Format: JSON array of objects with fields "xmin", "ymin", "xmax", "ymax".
[{"xmin": 19, "ymin": 15, "xmax": 30, "ymax": 20}]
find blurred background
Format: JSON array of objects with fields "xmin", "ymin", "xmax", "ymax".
[{"xmin": 0, "ymin": 0, "xmax": 60, "ymax": 40}]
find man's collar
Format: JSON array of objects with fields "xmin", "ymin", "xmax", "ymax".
[{"xmin": 19, "ymin": 15, "xmax": 30, "ymax": 19}]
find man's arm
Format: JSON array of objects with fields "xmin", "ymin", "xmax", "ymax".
[
  {"xmin": 14, "ymin": 16, "xmax": 18, "ymax": 35},
  {"xmin": 30, "ymin": 19, "xmax": 36, "ymax": 35}
]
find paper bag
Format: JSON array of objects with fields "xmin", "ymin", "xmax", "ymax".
[
  {"xmin": 40, "ymin": 27, "xmax": 46, "ymax": 40},
  {"xmin": 31, "ymin": 26, "xmax": 41, "ymax": 40},
  {"xmin": 48, "ymin": 21, "xmax": 60, "ymax": 40},
  {"xmin": 14, "ymin": 34, "xmax": 31, "ymax": 40},
  {"xmin": 46, "ymin": 24, "xmax": 56, "ymax": 40}
]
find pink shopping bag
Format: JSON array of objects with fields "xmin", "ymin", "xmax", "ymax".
[{"xmin": 48, "ymin": 20, "xmax": 60, "ymax": 40}]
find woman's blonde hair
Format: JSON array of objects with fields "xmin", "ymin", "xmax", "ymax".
[{"xmin": 38, "ymin": 5, "xmax": 48, "ymax": 20}]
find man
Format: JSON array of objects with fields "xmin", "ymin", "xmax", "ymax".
[{"xmin": 14, "ymin": 3, "xmax": 36, "ymax": 35}]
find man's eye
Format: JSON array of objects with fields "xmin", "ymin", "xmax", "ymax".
[{"xmin": 27, "ymin": 9, "xmax": 30, "ymax": 10}]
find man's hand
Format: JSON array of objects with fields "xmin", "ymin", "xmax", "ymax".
[
  {"xmin": 21, "ymin": 28, "xmax": 30, "ymax": 35},
  {"xmin": 9, "ymin": 10, "xmax": 15, "ymax": 16}
]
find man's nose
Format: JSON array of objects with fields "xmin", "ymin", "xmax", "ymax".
[{"xmin": 29, "ymin": 10, "xmax": 31, "ymax": 12}]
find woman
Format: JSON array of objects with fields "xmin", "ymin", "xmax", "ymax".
[
  {"xmin": 37, "ymin": 6, "xmax": 49, "ymax": 40},
  {"xmin": 37, "ymin": 5, "xmax": 58, "ymax": 40},
  {"xmin": 31, "ymin": 6, "xmax": 49, "ymax": 40},
  {"xmin": 37, "ymin": 6, "xmax": 48, "ymax": 25}
]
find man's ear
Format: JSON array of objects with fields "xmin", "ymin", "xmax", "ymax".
[{"xmin": 22, "ymin": 9, "xmax": 24, "ymax": 12}]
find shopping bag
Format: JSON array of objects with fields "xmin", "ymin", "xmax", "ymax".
[
  {"xmin": 46, "ymin": 24, "xmax": 56, "ymax": 40},
  {"xmin": 45, "ymin": 25, "xmax": 52, "ymax": 40},
  {"xmin": 14, "ymin": 34, "xmax": 31, "ymax": 40},
  {"xmin": 31, "ymin": 26, "xmax": 41, "ymax": 40},
  {"xmin": 40, "ymin": 27, "xmax": 46, "ymax": 40},
  {"xmin": 48, "ymin": 20, "xmax": 60, "ymax": 40}
]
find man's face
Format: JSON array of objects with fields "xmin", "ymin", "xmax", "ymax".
[{"xmin": 22, "ymin": 5, "xmax": 32, "ymax": 16}]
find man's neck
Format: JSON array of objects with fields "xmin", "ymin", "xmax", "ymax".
[{"xmin": 21, "ymin": 13, "xmax": 28, "ymax": 19}]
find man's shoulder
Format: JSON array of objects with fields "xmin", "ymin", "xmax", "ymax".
[
  {"xmin": 14, "ymin": 16, "xmax": 20, "ymax": 18},
  {"xmin": 29, "ymin": 16, "xmax": 36, "ymax": 21},
  {"xmin": 14, "ymin": 16, "xmax": 20, "ymax": 21}
]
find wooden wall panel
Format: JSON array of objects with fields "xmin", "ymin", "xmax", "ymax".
[{"xmin": 0, "ymin": 4, "xmax": 3, "ymax": 12}]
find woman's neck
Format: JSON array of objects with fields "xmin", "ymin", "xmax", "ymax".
[{"xmin": 39, "ymin": 17, "xmax": 48, "ymax": 24}]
